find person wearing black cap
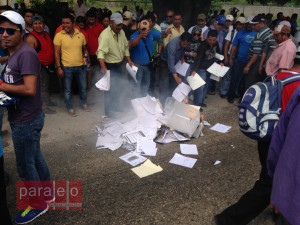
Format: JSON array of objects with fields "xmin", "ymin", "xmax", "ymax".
[{"xmin": 243, "ymin": 14, "xmax": 272, "ymax": 90}]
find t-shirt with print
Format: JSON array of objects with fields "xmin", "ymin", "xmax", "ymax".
[
  {"xmin": 4, "ymin": 43, "xmax": 42, "ymax": 124},
  {"xmin": 232, "ymin": 29, "xmax": 256, "ymax": 63}
]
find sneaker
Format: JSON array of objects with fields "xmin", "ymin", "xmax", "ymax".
[
  {"xmin": 68, "ymin": 109, "xmax": 77, "ymax": 117},
  {"xmin": 82, "ymin": 104, "xmax": 91, "ymax": 112},
  {"xmin": 201, "ymin": 103, "xmax": 207, "ymax": 107},
  {"xmin": 15, "ymin": 205, "xmax": 49, "ymax": 224},
  {"xmin": 220, "ymin": 94, "xmax": 226, "ymax": 99},
  {"xmin": 44, "ymin": 107, "xmax": 56, "ymax": 114}
]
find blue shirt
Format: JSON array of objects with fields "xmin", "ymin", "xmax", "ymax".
[
  {"xmin": 161, "ymin": 36, "xmax": 185, "ymax": 74},
  {"xmin": 0, "ymin": 136, "xmax": 3, "ymax": 157},
  {"xmin": 232, "ymin": 29, "xmax": 256, "ymax": 63},
  {"xmin": 130, "ymin": 30, "xmax": 161, "ymax": 65}
]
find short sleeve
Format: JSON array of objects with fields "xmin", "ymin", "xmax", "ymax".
[
  {"xmin": 53, "ymin": 33, "xmax": 61, "ymax": 46},
  {"xmin": 232, "ymin": 31, "xmax": 240, "ymax": 46},
  {"xmin": 20, "ymin": 50, "xmax": 41, "ymax": 76}
]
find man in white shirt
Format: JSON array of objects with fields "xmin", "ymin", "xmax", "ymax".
[
  {"xmin": 75, "ymin": 0, "xmax": 88, "ymax": 18},
  {"xmin": 188, "ymin": 13, "xmax": 208, "ymax": 35}
]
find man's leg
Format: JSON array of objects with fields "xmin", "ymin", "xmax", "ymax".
[
  {"xmin": 41, "ymin": 66, "xmax": 56, "ymax": 114},
  {"xmin": 62, "ymin": 67, "xmax": 74, "ymax": 111},
  {"xmin": 0, "ymin": 155, "xmax": 12, "ymax": 225},
  {"xmin": 75, "ymin": 66, "xmax": 87, "ymax": 108},
  {"xmin": 214, "ymin": 140, "xmax": 272, "ymax": 225},
  {"xmin": 159, "ymin": 61, "xmax": 170, "ymax": 106},
  {"xmin": 133, "ymin": 63, "xmax": 144, "ymax": 98},
  {"xmin": 245, "ymin": 61, "xmax": 263, "ymax": 90},
  {"xmin": 141, "ymin": 64, "xmax": 151, "ymax": 97},
  {"xmin": 220, "ymin": 67, "xmax": 232, "ymax": 97},
  {"xmin": 227, "ymin": 61, "xmax": 247, "ymax": 102},
  {"xmin": 193, "ymin": 69, "xmax": 207, "ymax": 106}
]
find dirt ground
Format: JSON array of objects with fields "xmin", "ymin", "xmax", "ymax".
[{"xmin": 3, "ymin": 86, "xmax": 276, "ymax": 225}]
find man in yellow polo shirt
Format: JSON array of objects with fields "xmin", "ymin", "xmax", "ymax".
[
  {"xmin": 96, "ymin": 12, "xmax": 134, "ymax": 117},
  {"xmin": 54, "ymin": 13, "xmax": 90, "ymax": 116},
  {"xmin": 163, "ymin": 13, "xmax": 185, "ymax": 47}
]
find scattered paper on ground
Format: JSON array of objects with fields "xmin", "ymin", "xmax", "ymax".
[
  {"xmin": 210, "ymin": 123, "xmax": 232, "ymax": 133},
  {"xmin": 119, "ymin": 152, "xmax": 147, "ymax": 166},
  {"xmin": 136, "ymin": 137, "xmax": 157, "ymax": 156},
  {"xmin": 169, "ymin": 153, "xmax": 197, "ymax": 168},
  {"xmin": 214, "ymin": 160, "xmax": 221, "ymax": 165},
  {"xmin": 131, "ymin": 159, "xmax": 163, "ymax": 178},
  {"xmin": 180, "ymin": 144, "xmax": 198, "ymax": 155},
  {"xmin": 203, "ymin": 121, "xmax": 211, "ymax": 126}
]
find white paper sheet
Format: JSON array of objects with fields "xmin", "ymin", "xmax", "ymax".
[
  {"xmin": 203, "ymin": 120, "xmax": 211, "ymax": 126},
  {"xmin": 123, "ymin": 130, "xmax": 145, "ymax": 144},
  {"xmin": 180, "ymin": 144, "xmax": 198, "ymax": 155},
  {"xmin": 169, "ymin": 153, "xmax": 197, "ymax": 168},
  {"xmin": 126, "ymin": 63, "xmax": 138, "ymax": 82},
  {"xmin": 187, "ymin": 73, "xmax": 206, "ymax": 90},
  {"xmin": 136, "ymin": 137, "xmax": 157, "ymax": 156},
  {"xmin": 210, "ymin": 123, "xmax": 232, "ymax": 133},
  {"xmin": 175, "ymin": 61, "xmax": 190, "ymax": 77},
  {"xmin": 119, "ymin": 152, "xmax": 147, "ymax": 166},
  {"xmin": 178, "ymin": 82, "xmax": 192, "ymax": 96},
  {"xmin": 131, "ymin": 159, "xmax": 163, "ymax": 178},
  {"xmin": 140, "ymin": 95, "xmax": 158, "ymax": 115},
  {"xmin": 214, "ymin": 160, "xmax": 221, "ymax": 165},
  {"xmin": 95, "ymin": 70, "xmax": 110, "ymax": 91},
  {"xmin": 105, "ymin": 121, "xmax": 124, "ymax": 138},
  {"xmin": 207, "ymin": 62, "xmax": 230, "ymax": 78},
  {"xmin": 172, "ymin": 87, "xmax": 186, "ymax": 102},
  {"xmin": 210, "ymin": 74, "xmax": 220, "ymax": 82},
  {"xmin": 172, "ymin": 130, "xmax": 190, "ymax": 141},
  {"xmin": 96, "ymin": 133, "xmax": 123, "ymax": 151}
]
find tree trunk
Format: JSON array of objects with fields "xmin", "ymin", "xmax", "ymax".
[{"xmin": 152, "ymin": 0, "xmax": 212, "ymax": 29}]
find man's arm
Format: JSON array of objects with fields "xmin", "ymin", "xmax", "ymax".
[
  {"xmin": 130, "ymin": 31, "xmax": 147, "ymax": 47},
  {"xmin": 25, "ymin": 35, "xmax": 36, "ymax": 49},
  {"xmin": 243, "ymin": 54, "xmax": 259, "ymax": 74},
  {"xmin": 259, "ymin": 52, "xmax": 267, "ymax": 75},
  {"xmin": 125, "ymin": 56, "xmax": 134, "ymax": 67},
  {"xmin": 98, "ymin": 58, "xmax": 107, "ymax": 74},
  {"xmin": 0, "ymin": 75, "xmax": 37, "ymax": 96},
  {"xmin": 54, "ymin": 45, "xmax": 64, "ymax": 77},
  {"xmin": 229, "ymin": 45, "xmax": 237, "ymax": 66},
  {"xmin": 223, "ymin": 40, "xmax": 230, "ymax": 65}
]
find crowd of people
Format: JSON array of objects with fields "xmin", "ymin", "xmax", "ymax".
[{"xmin": 0, "ymin": 1, "xmax": 300, "ymax": 224}]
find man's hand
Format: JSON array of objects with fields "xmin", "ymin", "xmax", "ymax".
[
  {"xmin": 57, "ymin": 67, "xmax": 64, "ymax": 78},
  {"xmin": 140, "ymin": 30, "xmax": 149, "ymax": 39},
  {"xmin": 243, "ymin": 65, "xmax": 250, "ymax": 74},
  {"xmin": 128, "ymin": 60, "xmax": 135, "ymax": 67},
  {"xmin": 181, "ymin": 58, "xmax": 185, "ymax": 64},
  {"xmin": 270, "ymin": 203, "xmax": 279, "ymax": 215},
  {"xmin": 229, "ymin": 58, "xmax": 234, "ymax": 66},
  {"xmin": 173, "ymin": 73, "xmax": 182, "ymax": 84},
  {"xmin": 220, "ymin": 63, "xmax": 225, "ymax": 67},
  {"xmin": 101, "ymin": 67, "xmax": 107, "ymax": 74},
  {"xmin": 191, "ymin": 71, "xmax": 196, "ymax": 76},
  {"xmin": 258, "ymin": 65, "xmax": 263, "ymax": 75}
]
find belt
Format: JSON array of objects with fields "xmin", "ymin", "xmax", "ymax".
[{"xmin": 105, "ymin": 62, "xmax": 122, "ymax": 66}]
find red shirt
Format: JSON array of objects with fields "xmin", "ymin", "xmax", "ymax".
[
  {"xmin": 29, "ymin": 31, "xmax": 54, "ymax": 65},
  {"xmin": 276, "ymin": 70, "xmax": 300, "ymax": 112},
  {"xmin": 80, "ymin": 29, "xmax": 89, "ymax": 45},
  {"xmin": 84, "ymin": 22, "xmax": 104, "ymax": 55}
]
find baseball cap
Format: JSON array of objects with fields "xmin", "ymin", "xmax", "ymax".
[
  {"xmin": 236, "ymin": 17, "xmax": 246, "ymax": 24},
  {"xmin": 246, "ymin": 16, "xmax": 254, "ymax": 24},
  {"xmin": 279, "ymin": 20, "xmax": 291, "ymax": 27},
  {"xmin": 216, "ymin": 15, "xmax": 226, "ymax": 25},
  {"xmin": 110, "ymin": 12, "xmax": 123, "ymax": 25},
  {"xmin": 0, "ymin": 10, "xmax": 25, "ymax": 29},
  {"xmin": 123, "ymin": 11, "xmax": 132, "ymax": 20},
  {"xmin": 197, "ymin": 13, "xmax": 206, "ymax": 20},
  {"xmin": 273, "ymin": 24, "xmax": 291, "ymax": 34},
  {"xmin": 32, "ymin": 15, "xmax": 44, "ymax": 23},
  {"xmin": 250, "ymin": 14, "xmax": 265, "ymax": 24},
  {"xmin": 132, "ymin": 13, "xmax": 137, "ymax": 21},
  {"xmin": 139, "ymin": 19, "xmax": 150, "ymax": 31},
  {"xmin": 226, "ymin": 15, "xmax": 234, "ymax": 22}
]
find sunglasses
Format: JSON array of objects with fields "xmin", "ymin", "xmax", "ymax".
[
  {"xmin": 193, "ymin": 33, "xmax": 201, "ymax": 37},
  {"xmin": 167, "ymin": 15, "xmax": 173, "ymax": 18},
  {"xmin": 0, "ymin": 27, "xmax": 21, "ymax": 35}
]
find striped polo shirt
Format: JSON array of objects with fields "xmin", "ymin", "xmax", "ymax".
[{"xmin": 248, "ymin": 25, "xmax": 273, "ymax": 59}]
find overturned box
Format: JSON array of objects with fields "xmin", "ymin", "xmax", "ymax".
[{"xmin": 165, "ymin": 99, "xmax": 200, "ymax": 137}]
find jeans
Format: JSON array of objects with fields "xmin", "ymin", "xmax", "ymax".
[
  {"xmin": 105, "ymin": 63, "xmax": 123, "ymax": 114},
  {"xmin": 0, "ymin": 107, "xmax": 4, "ymax": 133},
  {"xmin": 0, "ymin": 156, "xmax": 12, "ymax": 224},
  {"xmin": 134, "ymin": 63, "xmax": 151, "ymax": 98},
  {"xmin": 228, "ymin": 61, "xmax": 248, "ymax": 100},
  {"xmin": 62, "ymin": 66, "xmax": 87, "ymax": 110},
  {"xmin": 220, "ymin": 67, "xmax": 232, "ymax": 96},
  {"xmin": 193, "ymin": 69, "xmax": 210, "ymax": 106},
  {"xmin": 215, "ymin": 140, "xmax": 272, "ymax": 225}
]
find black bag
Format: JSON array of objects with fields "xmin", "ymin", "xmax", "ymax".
[{"xmin": 142, "ymin": 38, "xmax": 155, "ymax": 69}]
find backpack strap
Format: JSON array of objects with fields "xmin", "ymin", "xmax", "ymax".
[{"xmin": 280, "ymin": 74, "xmax": 300, "ymax": 86}]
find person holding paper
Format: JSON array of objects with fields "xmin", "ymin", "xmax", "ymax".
[
  {"xmin": 96, "ymin": 13, "xmax": 134, "ymax": 117},
  {"xmin": 160, "ymin": 32, "xmax": 192, "ymax": 104},
  {"xmin": 130, "ymin": 18, "xmax": 170, "ymax": 98},
  {"xmin": 191, "ymin": 30, "xmax": 222, "ymax": 109}
]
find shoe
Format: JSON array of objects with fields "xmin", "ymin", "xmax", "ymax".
[
  {"xmin": 207, "ymin": 91, "xmax": 216, "ymax": 95},
  {"xmin": 199, "ymin": 107, "xmax": 203, "ymax": 112},
  {"xmin": 15, "ymin": 205, "xmax": 49, "ymax": 224},
  {"xmin": 220, "ymin": 94, "xmax": 226, "ymax": 99},
  {"xmin": 68, "ymin": 109, "xmax": 77, "ymax": 117},
  {"xmin": 201, "ymin": 103, "xmax": 207, "ymax": 107},
  {"xmin": 44, "ymin": 107, "xmax": 56, "ymax": 114},
  {"xmin": 227, "ymin": 98, "xmax": 234, "ymax": 103},
  {"xmin": 46, "ymin": 100, "xmax": 57, "ymax": 107},
  {"xmin": 82, "ymin": 104, "xmax": 91, "ymax": 112}
]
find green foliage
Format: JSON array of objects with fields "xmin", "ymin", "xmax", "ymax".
[{"xmin": 86, "ymin": 0, "xmax": 152, "ymax": 12}]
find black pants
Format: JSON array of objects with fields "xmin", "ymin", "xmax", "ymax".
[
  {"xmin": 0, "ymin": 156, "xmax": 12, "ymax": 225},
  {"xmin": 215, "ymin": 141, "xmax": 272, "ymax": 225}
]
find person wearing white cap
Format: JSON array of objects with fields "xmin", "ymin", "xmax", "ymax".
[
  {"xmin": 122, "ymin": 11, "xmax": 133, "ymax": 41},
  {"xmin": 96, "ymin": 12, "xmax": 134, "ymax": 117},
  {"xmin": 220, "ymin": 17, "xmax": 245, "ymax": 98},
  {"xmin": 0, "ymin": 10, "xmax": 52, "ymax": 224}
]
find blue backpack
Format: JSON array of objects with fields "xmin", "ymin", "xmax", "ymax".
[{"xmin": 238, "ymin": 73, "xmax": 300, "ymax": 141}]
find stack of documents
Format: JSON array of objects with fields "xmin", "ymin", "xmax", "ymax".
[
  {"xmin": 95, "ymin": 70, "xmax": 110, "ymax": 91},
  {"xmin": 207, "ymin": 62, "xmax": 230, "ymax": 82},
  {"xmin": 172, "ymin": 82, "xmax": 192, "ymax": 102}
]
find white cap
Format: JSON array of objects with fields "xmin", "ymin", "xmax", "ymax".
[
  {"xmin": 123, "ymin": 11, "xmax": 132, "ymax": 19},
  {"xmin": 236, "ymin": 17, "xmax": 246, "ymax": 24},
  {"xmin": 226, "ymin": 15, "xmax": 234, "ymax": 22},
  {"xmin": 246, "ymin": 16, "xmax": 254, "ymax": 23},
  {"xmin": 0, "ymin": 10, "xmax": 25, "ymax": 29},
  {"xmin": 110, "ymin": 12, "xmax": 123, "ymax": 25},
  {"xmin": 279, "ymin": 20, "xmax": 291, "ymax": 28}
]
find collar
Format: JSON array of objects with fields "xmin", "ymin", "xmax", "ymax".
[
  {"xmin": 277, "ymin": 38, "xmax": 292, "ymax": 47},
  {"xmin": 61, "ymin": 28, "xmax": 79, "ymax": 35}
]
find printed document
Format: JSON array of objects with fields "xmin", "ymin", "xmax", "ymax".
[
  {"xmin": 175, "ymin": 61, "xmax": 190, "ymax": 77},
  {"xmin": 169, "ymin": 153, "xmax": 197, "ymax": 168},
  {"xmin": 180, "ymin": 144, "xmax": 198, "ymax": 155},
  {"xmin": 126, "ymin": 63, "xmax": 138, "ymax": 82},
  {"xmin": 95, "ymin": 70, "xmax": 110, "ymax": 91},
  {"xmin": 119, "ymin": 152, "xmax": 147, "ymax": 166},
  {"xmin": 207, "ymin": 62, "xmax": 229, "ymax": 77},
  {"xmin": 210, "ymin": 123, "xmax": 232, "ymax": 133},
  {"xmin": 187, "ymin": 73, "xmax": 206, "ymax": 90}
]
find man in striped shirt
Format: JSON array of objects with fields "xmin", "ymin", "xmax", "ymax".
[{"xmin": 243, "ymin": 14, "xmax": 273, "ymax": 90}]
